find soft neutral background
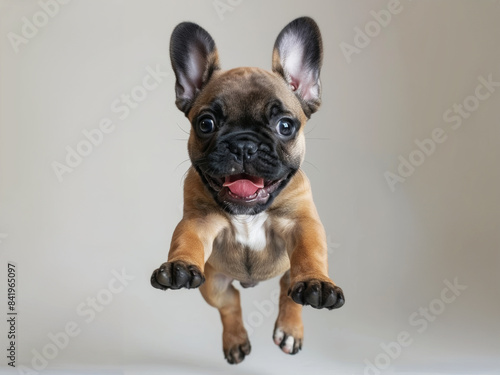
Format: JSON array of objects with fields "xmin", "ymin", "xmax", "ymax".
[{"xmin": 0, "ymin": 0, "xmax": 499, "ymax": 374}]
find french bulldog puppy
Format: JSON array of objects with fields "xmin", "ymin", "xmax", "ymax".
[{"xmin": 151, "ymin": 17, "xmax": 344, "ymax": 364}]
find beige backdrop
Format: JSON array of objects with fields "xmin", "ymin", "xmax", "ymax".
[{"xmin": 0, "ymin": 1, "xmax": 499, "ymax": 374}]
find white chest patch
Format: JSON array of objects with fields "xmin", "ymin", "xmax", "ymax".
[{"xmin": 230, "ymin": 213, "xmax": 269, "ymax": 252}]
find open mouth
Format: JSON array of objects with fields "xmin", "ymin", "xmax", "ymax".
[{"xmin": 204, "ymin": 172, "xmax": 285, "ymax": 205}]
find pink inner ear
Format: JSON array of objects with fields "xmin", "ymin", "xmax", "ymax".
[
  {"xmin": 178, "ymin": 45, "xmax": 205, "ymax": 100},
  {"xmin": 283, "ymin": 41, "xmax": 319, "ymax": 102},
  {"xmin": 288, "ymin": 70, "xmax": 318, "ymax": 102}
]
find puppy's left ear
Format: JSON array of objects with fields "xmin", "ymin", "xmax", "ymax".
[{"xmin": 272, "ymin": 17, "xmax": 323, "ymax": 117}]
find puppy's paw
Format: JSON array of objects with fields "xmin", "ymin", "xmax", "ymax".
[
  {"xmin": 150, "ymin": 261, "xmax": 205, "ymax": 290},
  {"xmin": 273, "ymin": 327, "xmax": 302, "ymax": 355},
  {"xmin": 289, "ymin": 280, "xmax": 344, "ymax": 310},
  {"xmin": 223, "ymin": 333, "xmax": 251, "ymax": 365}
]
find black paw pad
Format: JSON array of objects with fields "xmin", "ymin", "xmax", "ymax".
[
  {"xmin": 289, "ymin": 280, "xmax": 344, "ymax": 310},
  {"xmin": 150, "ymin": 261, "xmax": 205, "ymax": 290},
  {"xmin": 224, "ymin": 340, "xmax": 251, "ymax": 365}
]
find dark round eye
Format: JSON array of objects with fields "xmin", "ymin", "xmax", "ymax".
[
  {"xmin": 276, "ymin": 119, "xmax": 295, "ymax": 137},
  {"xmin": 198, "ymin": 117, "xmax": 216, "ymax": 134}
]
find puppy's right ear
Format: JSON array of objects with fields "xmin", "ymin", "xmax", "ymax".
[
  {"xmin": 272, "ymin": 17, "xmax": 323, "ymax": 118},
  {"xmin": 170, "ymin": 22, "xmax": 220, "ymax": 115}
]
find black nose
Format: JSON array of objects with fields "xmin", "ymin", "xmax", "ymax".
[{"xmin": 229, "ymin": 140, "xmax": 258, "ymax": 161}]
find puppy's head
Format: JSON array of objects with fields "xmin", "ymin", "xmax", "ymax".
[{"xmin": 170, "ymin": 17, "xmax": 323, "ymax": 215}]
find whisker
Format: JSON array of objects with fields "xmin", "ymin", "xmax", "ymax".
[
  {"xmin": 177, "ymin": 122, "xmax": 190, "ymax": 135},
  {"xmin": 174, "ymin": 159, "xmax": 191, "ymax": 174},
  {"xmin": 303, "ymin": 160, "xmax": 321, "ymax": 173},
  {"xmin": 304, "ymin": 124, "xmax": 318, "ymax": 135},
  {"xmin": 179, "ymin": 169, "xmax": 190, "ymax": 187}
]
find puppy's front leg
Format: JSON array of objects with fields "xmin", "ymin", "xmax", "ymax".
[
  {"xmin": 288, "ymin": 203, "xmax": 345, "ymax": 310},
  {"xmin": 151, "ymin": 215, "xmax": 226, "ymax": 290}
]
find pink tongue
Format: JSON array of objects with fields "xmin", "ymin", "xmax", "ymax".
[{"xmin": 223, "ymin": 175, "xmax": 265, "ymax": 198}]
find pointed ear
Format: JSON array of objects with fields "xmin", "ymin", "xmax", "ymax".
[
  {"xmin": 272, "ymin": 17, "xmax": 323, "ymax": 117},
  {"xmin": 170, "ymin": 22, "xmax": 220, "ymax": 115}
]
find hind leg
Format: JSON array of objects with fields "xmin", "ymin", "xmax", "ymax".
[
  {"xmin": 273, "ymin": 270, "xmax": 304, "ymax": 354},
  {"xmin": 200, "ymin": 262, "xmax": 251, "ymax": 364}
]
